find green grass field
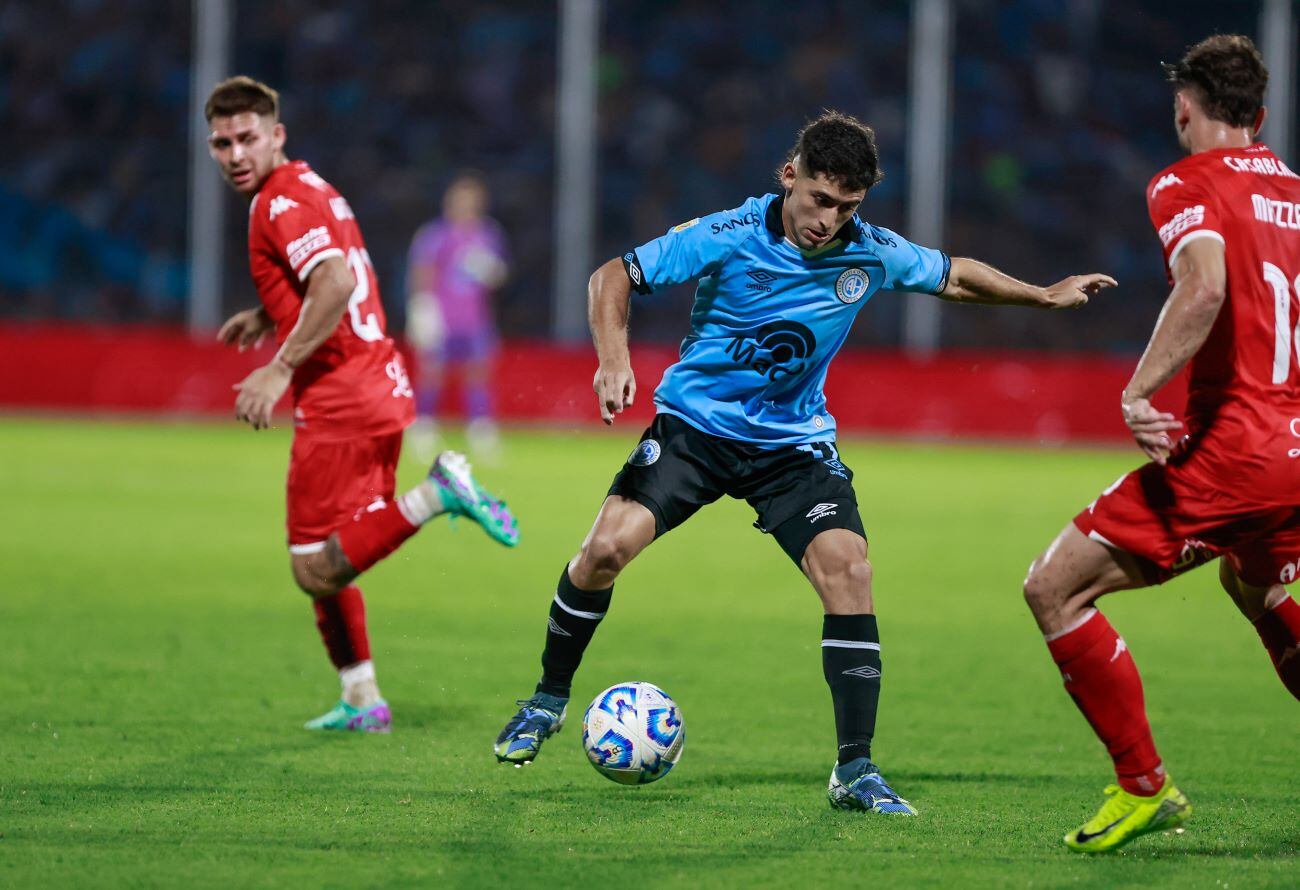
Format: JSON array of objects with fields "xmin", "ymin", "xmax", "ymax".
[{"xmin": 1, "ymin": 418, "xmax": 1296, "ymax": 888}]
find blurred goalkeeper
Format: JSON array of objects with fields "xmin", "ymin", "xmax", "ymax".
[
  {"xmin": 493, "ymin": 110, "xmax": 1114, "ymax": 814},
  {"xmin": 406, "ymin": 171, "xmax": 509, "ymax": 459}
]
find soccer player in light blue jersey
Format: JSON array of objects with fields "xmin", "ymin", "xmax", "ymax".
[{"xmin": 495, "ymin": 111, "xmax": 1115, "ymax": 813}]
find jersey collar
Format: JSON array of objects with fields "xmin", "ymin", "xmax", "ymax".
[{"xmin": 764, "ymin": 194, "xmax": 864, "ymax": 251}]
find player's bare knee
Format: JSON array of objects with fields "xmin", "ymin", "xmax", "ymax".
[
  {"xmin": 1022, "ymin": 557, "xmax": 1058, "ymax": 617},
  {"xmin": 290, "ymin": 551, "xmax": 350, "ymax": 599},
  {"xmin": 807, "ymin": 549, "xmax": 872, "ymax": 603},
  {"xmin": 575, "ymin": 532, "xmax": 633, "ymax": 583}
]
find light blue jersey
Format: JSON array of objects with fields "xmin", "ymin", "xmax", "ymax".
[{"xmin": 623, "ymin": 193, "xmax": 949, "ymax": 444}]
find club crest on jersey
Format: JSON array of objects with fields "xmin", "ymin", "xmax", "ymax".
[
  {"xmin": 671, "ymin": 218, "xmax": 700, "ymax": 232},
  {"xmin": 835, "ymin": 268, "xmax": 870, "ymax": 304},
  {"xmin": 268, "ymin": 195, "xmax": 298, "ymax": 220},
  {"xmin": 629, "ymin": 439, "xmax": 661, "ymax": 467}
]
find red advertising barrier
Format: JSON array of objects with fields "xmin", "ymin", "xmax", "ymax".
[{"xmin": 0, "ymin": 323, "xmax": 1183, "ymax": 443}]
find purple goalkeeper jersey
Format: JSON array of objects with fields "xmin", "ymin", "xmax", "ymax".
[{"xmin": 407, "ymin": 218, "xmax": 508, "ymax": 332}]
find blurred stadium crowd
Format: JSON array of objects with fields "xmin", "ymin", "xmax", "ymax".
[{"xmin": 0, "ymin": 0, "xmax": 1276, "ymax": 351}]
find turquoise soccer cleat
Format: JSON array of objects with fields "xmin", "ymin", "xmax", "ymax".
[
  {"xmin": 494, "ymin": 693, "xmax": 567, "ymax": 765},
  {"xmin": 303, "ymin": 699, "xmax": 392, "ymax": 733},
  {"xmin": 430, "ymin": 451, "xmax": 519, "ymax": 547},
  {"xmin": 828, "ymin": 757, "xmax": 917, "ymax": 814}
]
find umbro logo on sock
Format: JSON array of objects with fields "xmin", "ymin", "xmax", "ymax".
[
  {"xmin": 547, "ymin": 617, "xmax": 572, "ymax": 637},
  {"xmin": 842, "ymin": 665, "xmax": 881, "ymax": 680}
]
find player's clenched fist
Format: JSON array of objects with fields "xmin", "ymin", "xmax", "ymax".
[
  {"xmin": 217, "ymin": 307, "xmax": 274, "ymax": 352},
  {"xmin": 593, "ymin": 363, "xmax": 636, "ymax": 425},
  {"xmin": 233, "ymin": 358, "xmax": 294, "ymax": 430},
  {"xmin": 1041, "ymin": 273, "xmax": 1118, "ymax": 309}
]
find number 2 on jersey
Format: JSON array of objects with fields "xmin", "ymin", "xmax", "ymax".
[
  {"xmin": 1264, "ymin": 261, "xmax": 1300, "ymax": 384},
  {"xmin": 346, "ymin": 246, "xmax": 385, "ymax": 342}
]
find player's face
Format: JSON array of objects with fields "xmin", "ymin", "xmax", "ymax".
[
  {"xmin": 208, "ymin": 112, "xmax": 286, "ymax": 195},
  {"xmin": 779, "ymin": 162, "xmax": 866, "ymax": 250},
  {"xmin": 445, "ymin": 179, "xmax": 488, "ymax": 221}
]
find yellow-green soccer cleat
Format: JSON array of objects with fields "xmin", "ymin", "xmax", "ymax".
[{"xmin": 1064, "ymin": 779, "xmax": 1192, "ymax": 853}]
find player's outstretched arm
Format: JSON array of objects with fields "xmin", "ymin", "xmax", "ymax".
[
  {"xmin": 588, "ymin": 257, "xmax": 636, "ymax": 425},
  {"xmin": 939, "ymin": 257, "xmax": 1116, "ymax": 308},
  {"xmin": 1120, "ymin": 237, "xmax": 1227, "ymax": 464},
  {"xmin": 232, "ymin": 255, "xmax": 355, "ymax": 430}
]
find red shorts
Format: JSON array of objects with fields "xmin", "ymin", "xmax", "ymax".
[
  {"xmin": 1074, "ymin": 459, "xmax": 1300, "ymax": 587},
  {"xmin": 286, "ymin": 431, "xmax": 403, "ymax": 551}
]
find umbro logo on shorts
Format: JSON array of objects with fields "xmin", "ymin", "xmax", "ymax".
[{"xmin": 806, "ymin": 502, "xmax": 838, "ymax": 522}]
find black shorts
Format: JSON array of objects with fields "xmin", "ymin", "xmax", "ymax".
[{"xmin": 608, "ymin": 413, "xmax": 866, "ymax": 565}]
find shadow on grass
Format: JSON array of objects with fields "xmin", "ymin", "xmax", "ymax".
[{"xmin": 1123, "ymin": 829, "xmax": 1300, "ymax": 861}]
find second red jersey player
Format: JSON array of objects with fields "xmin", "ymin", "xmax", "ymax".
[
  {"xmin": 205, "ymin": 76, "xmax": 519, "ymax": 734},
  {"xmin": 1076, "ymin": 142, "xmax": 1300, "ymax": 583},
  {"xmin": 1021, "ymin": 36, "xmax": 1300, "ymax": 854}
]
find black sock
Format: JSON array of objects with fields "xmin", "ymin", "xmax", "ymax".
[
  {"xmin": 535, "ymin": 565, "xmax": 612, "ymax": 698},
  {"xmin": 822, "ymin": 613, "xmax": 881, "ymax": 766}
]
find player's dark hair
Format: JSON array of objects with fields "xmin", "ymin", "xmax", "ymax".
[
  {"xmin": 1163, "ymin": 35, "xmax": 1268, "ymax": 129},
  {"xmin": 782, "ymin": 111, "xmax": 883, "ymax": 192},
  {"xmin": 205, "ymin": 75, "xmax": 280, "ymax": 122}
]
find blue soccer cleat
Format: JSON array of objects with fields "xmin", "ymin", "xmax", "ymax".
[
  {"xmin": 828, "ymin": 757, "xmax": 917, "ymax": 814},
  {"xmin": 494, "ymin": 693, "xmax": 567, "ymax": 765}
]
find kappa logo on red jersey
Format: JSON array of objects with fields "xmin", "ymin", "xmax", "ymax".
[
  {"xmin": 1150, "ymin": 174, "xmax": 1182, "ymax": 199},
  {"xmin": 268, "ymin": 195, "xmax": 299, "ymax": 221},
  {"xmin": 1157, "ymin": 205, "xmax": 1205, "ymax": 246},
  {"xmin": 1171, "ymin": 537, "xmax": 1216, "ymax": 572},
  {"xmin": 330, "ymin": 196, "xmax": 355, "ymax": 221},
  {"xmin": 298, "ymin": 170, "xmax": 328, "ymax": 190},
  {"xmin": 286, "ymin": 226, "xmax": 332, "ymax": 268}
]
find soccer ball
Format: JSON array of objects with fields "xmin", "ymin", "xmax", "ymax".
[{"xmin": 581, "ymin": 681, "xmax": 685, "ymax": 785}]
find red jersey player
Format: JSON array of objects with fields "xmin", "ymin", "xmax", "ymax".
[
  {"xmin": 1023, "ymin": 36, "xmax": 1300, "ymax": 853},
  {"xmin": 205, "ymin": 76, "xmax": 519, "ymax": 732}
]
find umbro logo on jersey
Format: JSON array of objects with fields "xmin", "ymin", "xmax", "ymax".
[
  {"xmin": 842, "ymin": 665, "xmax": 881, "ymax": 680},
  {"xmin": 622, "ymin": 251, "xmax": 651, "ymax": 294},
  {"xmin": 746, "ymin": 269, "xmax": 777, "ymax": 293},
  {"xmin": 1150, "ymin": 173, "xmax": 1182, "ymax": 198},
  {"xmin": 268, "ymin": 195, "xmax": 299, "ymax": 220},
  {"xmin": 806, "ymin": 502, "xmax": 838, "ymax": 522}
]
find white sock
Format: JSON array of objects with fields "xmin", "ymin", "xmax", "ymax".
[
  {"xmin": 339, "ymin": 659, "xmax": 375, "ymax": 687},
  {"xmin": 396, "ymin": 481, "xmax": 446, "ymax": 525},
  {"xmin": 339, "ymin": 660, "xmax": 381, "ymax": 707}
]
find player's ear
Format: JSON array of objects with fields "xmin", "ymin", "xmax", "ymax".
[
  {"xmin": 1253, "ymin": 106, "xmax": 1267, "ymax": 137},
  {"xmin": 779, "ymin": 160, "xmax": 798, "ymax": 193},
  {"xmin": 271, "ymin": 121, "xmax": 287, "ymax": 151}
]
